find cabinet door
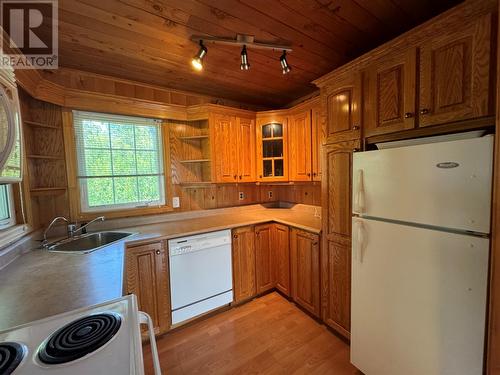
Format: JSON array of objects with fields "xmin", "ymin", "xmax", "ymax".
[
  {"xmin": 321, "ymin": 140, "xmax": 359, "ymax": 338},
  {"xmin": 255, "ymin": 223, "xmax": 275, "ymax": 293},
  {"xmin": 288, "ymin": 110, "xmax": 312, "ymax": 181},
  {"xmin": 232, "ymin": 226, "xmax": 256, "ymax": 303},
  {"xmin": 364, "ymin": 48, "xmax": 417, "ymax": 137},
  {"xmin": 323, "ymin": 140, "xmax": 359, "ymax": 239},
  {"xmin": 213, "ymin": 114, "xmax": 238, "ymax": 182},
  {"xmin": 256, "ymin": 116, "xmax": 288, "ymax": 182},
  {"xmin": 237, "ymin": 117, "xmax": 256, "ymax": 182},
  {"xmin": 291, "ymin": 228, "xmax": 320, "ymax": 317},
  {"xmin": 419, "ymin": 13, "xmax": 492, "ymax": 127},
  {"xmin": 322, "ymin": 236, "xmax": 351, "ymax": 338},
  {"xmin": 322, "ymin": 72, "xmax": 362, "ymax": 144},
  {"xmin": 311, "ymin": 104, "xmax": 322, "ymax": 181},
  {"xmin": 273, "ymin": 223, "xmax": 290, "ymax": 297},
  {"xmin": 125, "ymin": 242, "xmax": 170, "ymax": 335}
]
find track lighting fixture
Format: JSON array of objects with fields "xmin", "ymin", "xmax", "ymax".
[
  {"xmin": 280, "ymin": 50, "xmax": 291, "ymax": 74},
  {"xmin": 240, "ymin": 45, "xmax": 250, "ymax": 70},
  {"xmin": 189, "ymin": 34, "xmax": 292, "ymax": 74},
  {"xmin": 191, "ymin": 40, "xmax": 207, "ymax": 71}
]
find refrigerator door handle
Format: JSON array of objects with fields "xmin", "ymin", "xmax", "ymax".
[
  {"xmin": 139, "ymin": 311, "xmax": 162, "ymax": 375},
  {"xmin": 353, "ymin": 219, "xmax": 365, "ymax": 263},
  {"xmin": 354, "ymin": 169, "xmax": 365, "ymax": 214}
]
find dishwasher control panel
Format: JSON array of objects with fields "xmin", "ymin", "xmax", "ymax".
[{"xmin": 168, "ymin": 230, "xmax": 231, "ymax": 256}]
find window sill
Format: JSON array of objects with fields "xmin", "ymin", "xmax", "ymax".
[
  {"xmin": 77, "ymin": 205, "xmax": 174, "ymax": 221},
  {"xmin": 0, "ymin": 224, "xmax": 31, "ymax": 250}
]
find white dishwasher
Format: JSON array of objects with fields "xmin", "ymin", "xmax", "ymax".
[{"xmin": 168, "ymin": 229, "xmax": 233, "ymax": 325}]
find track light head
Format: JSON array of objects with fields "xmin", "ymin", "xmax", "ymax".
[
  {"xmin": 191, "ymin": 40, "xmax": 207, "ymax": 71},
  {"xmin": 280, "ymin": 50, "xmax": 291, "ymax": 74},
  {"xmin": 240, "ymin": 45, "xmax": 250, "ymax": 70}
]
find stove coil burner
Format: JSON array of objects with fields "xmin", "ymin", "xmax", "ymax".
[
  {"xmin": 0, "ymin": 342, "xmax": 26, "ymax": 375},
  {"xmin": 38, "ymin": 312, "xmax": 122, "ymax": 365}
]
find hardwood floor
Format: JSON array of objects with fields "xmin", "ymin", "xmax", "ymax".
[{"xmin": 143, "ymin": 292, "xmax": 358, "ymax": 374}]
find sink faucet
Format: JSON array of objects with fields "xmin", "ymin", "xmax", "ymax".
[
  {"xmin": 42, "ymin": 216, "xmax": 69, "ymax": 246},
  {"xmin": 69, "ymin": 216, "xmax": 105, "ymax": 237}
]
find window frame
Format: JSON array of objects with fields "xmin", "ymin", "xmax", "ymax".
[
  {"xmin": 0, "ymin": 184, "xmax": 16, "ymax": 230},
  {"xmin": 67, "ymin": 110, "xmax": 173, "ymax": 220}
]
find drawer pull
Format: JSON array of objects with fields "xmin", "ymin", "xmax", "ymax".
[{"xmin": 155, "ymin": 250, "xmax": 161, "ymax": 255}]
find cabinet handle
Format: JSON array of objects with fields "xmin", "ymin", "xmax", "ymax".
[
  {"xmin": 307, "ymin": 172, "xmax": 311, "ymax": 177},
  {"xmin": 313, "ymin": 172, "xmax": 317, "ymax": 176},
  {"xmin": 233, "ymin": 234, "xmax": 238, "ymax": 239},
  {"xmin": 234, "ymin": 175, "xmax": 237, "ymax": 180},
  {"xmin": 259, "ymin": 175, "xmax": 262, "ymax": 178},
  {"xmin": 420, "ymin": 108, "xmax": 430, "ymax": 115},
  {"xmin": 404, "ymin": 112, "xmax": 414, "ymax": 118},
  {"xmin": 353, "ymin": 148, "xmax": 360, "ymax": 152},
  {"xmin": 353, "ymin": 125, "xmax": 360, "ymax": 130},
  {"xmin": 239, "ymin": 175, "xmax": 242, "ymax": 180},
  {"xmin": 155, "ymin": 250, "xmax": 161, "ymax": 255},
  {"xmin": 313, "ymin": 242, "xmax": 318, "ymax": 246}
]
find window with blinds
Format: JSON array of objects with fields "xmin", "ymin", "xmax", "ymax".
[
  {"xmin": 0, "ymin": 184, "xmax": 15, "ymax": 229},
  {"xmin": 73, "ymin": 111, "xmax": 165, "ymax": 212}
]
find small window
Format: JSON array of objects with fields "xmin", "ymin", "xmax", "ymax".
[
  {"xmin": 73, "ymin": 111, "xmax": 166, "ymax": 213},
  {"xmin": 0, "ymin": 184, "xmax": 15, "ymax": 230}
]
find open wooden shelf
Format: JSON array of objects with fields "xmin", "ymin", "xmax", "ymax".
[
  {"xmin": 24, "ymin": 120, "xmax": 60, "ymax": 129},
  {"xmin": 27, "ymin": 154, "xmax": 65, "ymax": 160},
  {"xmin": 179, "ymin": 159, "xmax": 211, "ymax": 163},
  {"xmin": 29, "ymin": 187, "xmax": 67, "ymax": 196},
  {"xmin": 178, "ymin": 135, "xmax": 210, "ymax": 140}
]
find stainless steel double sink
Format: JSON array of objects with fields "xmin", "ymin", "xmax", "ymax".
[{"xmin": 47, "ymin": 231, "xmax": 135, "ymax": 254}]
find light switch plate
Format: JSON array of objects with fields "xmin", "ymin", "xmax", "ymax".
[
  {"xmin": 268, "ymin": 191, "xmax": 273, "ymax": 199},
  {"xmin": 172, "ymin": 196, "xmax": 180, "ymax": 208}
]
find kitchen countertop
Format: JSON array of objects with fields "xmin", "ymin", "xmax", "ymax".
[{"xmin": 0, "ymin": 204, "xmax": 321, "ymax": 331}]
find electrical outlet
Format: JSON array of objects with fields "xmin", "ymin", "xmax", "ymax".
[
  {"xmin": 268, "ymin": 191, "xmax": 273, "ymax": 199},
  {"xmin": 172, "ymin": 196, "xmax": 180, "ymax": 208},
  {"xmin": 238, "ymin": 192, "xmax": 245, "ymax": 200}
]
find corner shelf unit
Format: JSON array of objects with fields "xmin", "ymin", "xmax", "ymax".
[
  {"xmin": 19, "ymin": 89, "xmax": 69, "ymax": 227},
  {"xmin": 168, "ymin": 119, "xmax": 213, "ymax": 184}
]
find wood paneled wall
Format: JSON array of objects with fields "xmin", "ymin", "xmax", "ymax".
[{"xmin": 172, "ymin": 182, "xmax": 321, "ymax": 212}]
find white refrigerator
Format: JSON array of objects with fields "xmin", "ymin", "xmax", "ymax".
[{"xmin": 350, "ymin": 135, "xmax": 494, "ymax": 375}]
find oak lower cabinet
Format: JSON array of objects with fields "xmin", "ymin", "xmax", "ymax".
[
  {"xmin": 255, "ymin": 223, "xmax": 275, "ymax": 293},
  {"xmin": 273, "ymin": 223, "xmax": 290, "ymax": 297},
  {"xmin": 124, "ymin": 241, "xmax": 171, "ymax": 335},
  {"xmin": 232, "ymin": 226, "xmax": 257, "ymax": 303},
  {"xmin": 290, "ymin": 228, "xmax": 321, "ymax": 317}
]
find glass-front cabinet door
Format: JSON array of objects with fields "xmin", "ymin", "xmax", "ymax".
[{"xmin": 256, "ymin": 115, "xmax": 288, "ymax": 181}]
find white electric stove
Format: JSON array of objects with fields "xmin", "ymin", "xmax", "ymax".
[{"xmin": 0, "ymin": 295, "xmax": 161, "ymax": 374}]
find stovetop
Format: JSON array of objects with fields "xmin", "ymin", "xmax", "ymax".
[{"xmin": 0, "ymin": 295, "xmax": 144, "ymax": 374}]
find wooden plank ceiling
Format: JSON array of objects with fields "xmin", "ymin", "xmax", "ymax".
[{"xmin": 56, "ymin": 0, "xmax": 462, "ymax": 108}]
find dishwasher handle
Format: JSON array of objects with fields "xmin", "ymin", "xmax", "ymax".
[{"xmin": 139, "ymin": 311, "xmax": 162, "ymax": 375}]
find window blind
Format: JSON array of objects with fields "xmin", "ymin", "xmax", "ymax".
[{"xmin": 73, "ymin": 111, "xmax": 165, "ymax": 212}]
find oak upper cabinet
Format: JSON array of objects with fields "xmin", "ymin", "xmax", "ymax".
[
  {"xmin": 419, "ymin": 13, "xmax": 492, "ymax": 127},
  {"xmin": 256, "ymin": 114, "xmax": 288, "ymax": 182},
  {"xmin": 237, "ymin": 117, "xmax": 256, "ymax": 182},
  {"xmin": 213, "ymin": 113, "xmax": 256, "ymax": 183},
  {"xmin": 124, "ymin": 241, "xmax": 170, "ymax": 335},
  {"xmin": 232, "ymin": 226, "xmax": 257, "ymax": 303},
  {"xmin": 290, "ymin": 228, "xmax": 320, "ymax": 317},
  {"xmin": 288, "ymin": 110, "xmax": 312, "ymax": 181},
  {"xmin": 322, "ymin": 72, "xmax": 362, "ymax": 144},
  {"xmin": 273, "ymin": 223, "xmax": 291, "ymax": 297},
  {"xmin": 255, "ymin": 223, "xmax": 275, "ymax": 293},
  {"xmin": 213, "ymin": 113, "xmax": 238, "ymax": 182},
  {"xmin": 321, "ymin": 140, "xmax": 360, "ymax": 338},
  {"xmin": 364, "ymin": 48, "xmax": 417, "ymax": 137},
  {"xmin": 311, "ymin": 103, "xmax": 322, "ymax": 181}
]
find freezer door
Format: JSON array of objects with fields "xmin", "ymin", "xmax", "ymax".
[
  {"xmin": 351, "ymin": 218, "xmax": 489, "ymax": 375},
  {"xmin": 352, "ymin": 135, "xmax": 493, "ymax": 233}
]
